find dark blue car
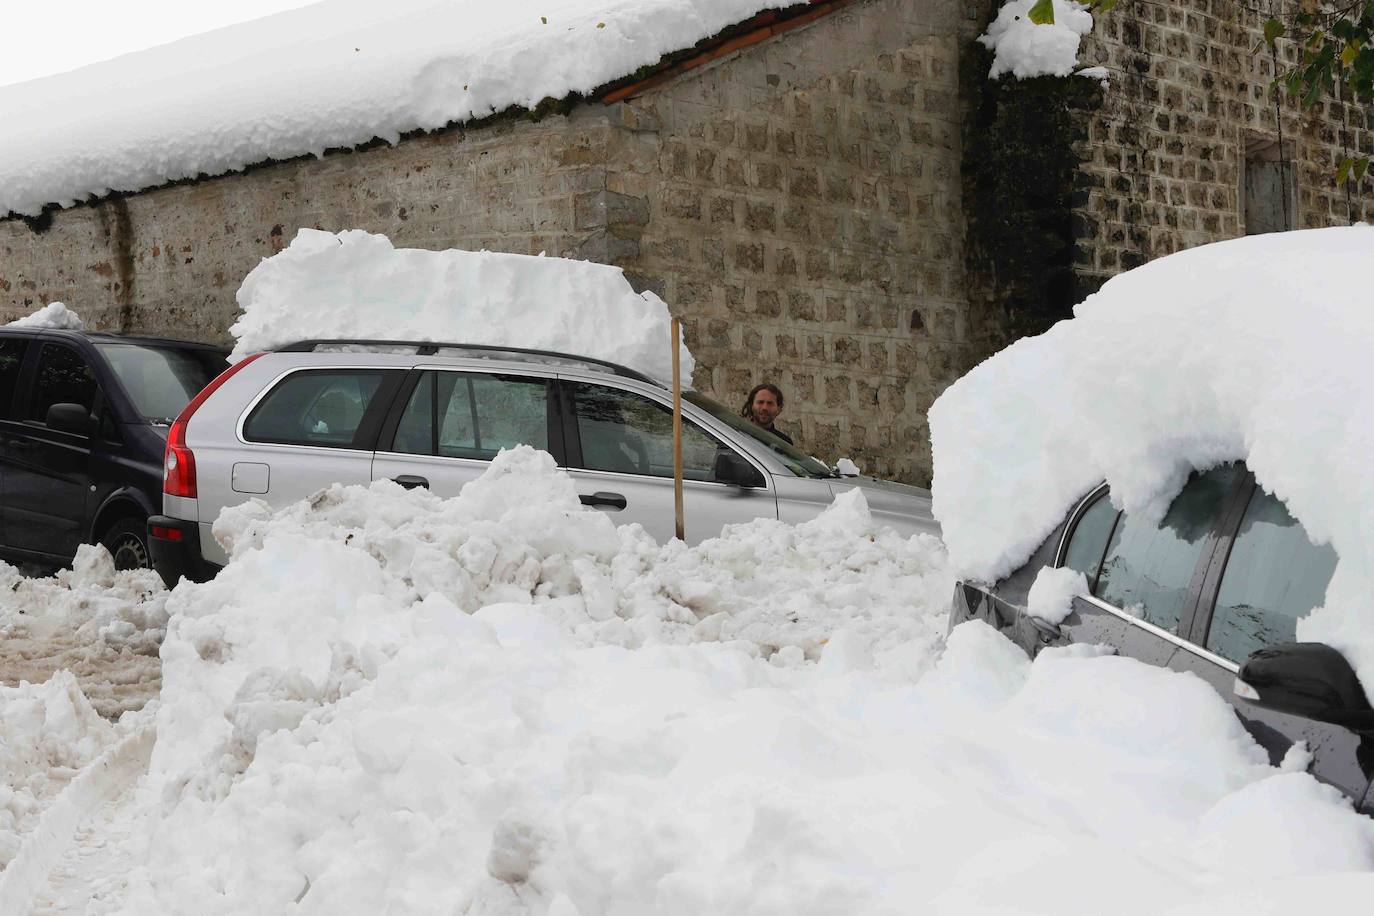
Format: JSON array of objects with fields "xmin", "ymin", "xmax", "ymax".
[
  {"xmin": 0, "ymin": 326, "xmax": 226, "ymax": 573},
  {"xmin": 950, "ymin": 461, "xmax": 1374, "ymax": 813}
]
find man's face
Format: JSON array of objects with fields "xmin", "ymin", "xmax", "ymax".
[{"xmin": 750, "ymin": 389, "xmax": 781, "ymax": 426}]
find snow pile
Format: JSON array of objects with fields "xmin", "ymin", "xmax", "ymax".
[
  {"xmin": 62, "ymin": 448, "xmax": 1369, "ymax": 913},
  {"xmin": 5, "ymin": 301, "xmax": 83, "ymax": 330},
  {"xmin": 231, "ymin": 229, "xmax": 694, "ymax": 385},
  {"xmin": 928, "ymin": 226, "xmax": 1374, "ymax": 683},
  {"xmin": 1026, "ymin": 565, "xmax": 1087, "ymax": 625},
  {"xmin": 0, "ymin": 546, "xmax": 168, "ymax": 718},
  {"xmin": 0, "ymin": 673, "xmax": 122, "ymax": 868},
  {"xmin": 978, "ymin": 0, "xmax": 1093, "ymax": 78},
  {"xmin": 0, "ymin": 0, "xmax": 789, "ymax": 216}
]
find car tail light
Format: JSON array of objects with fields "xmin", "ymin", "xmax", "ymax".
[
  {"xmin": 150, "ymin": 524, "xmax": 184, "ymax": 541},
  {"xmin": 164, "ymin": 352, "xmax": 266, "ymax": 499}
]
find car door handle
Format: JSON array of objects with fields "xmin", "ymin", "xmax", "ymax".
[
  {"xmin": 579, "ymin": 491, "xmax": 627, "ymax": 510},
  {"xmin": 1027, "ymin": 615, "xmax": 1062, "ymax": 640},
  {"xmin": 391, "ymin": 475, "xmax": 429, "ymax": 490}
]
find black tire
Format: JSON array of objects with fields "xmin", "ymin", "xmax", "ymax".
[{"xmin": 99, "ymin": 516, "xmax": 151, "ymax": 572}]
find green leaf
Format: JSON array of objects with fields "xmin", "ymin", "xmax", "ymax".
[
  {"xmin": 1342, "ymin": 40, "xmax": 1362, "ymax": 65},
  {"xmin": 1337, "ymin": 156, "xmax": 1354, "ymax": 183},
  {"xmin": 1264, "ymin": 17, "xmax": 1285, "ymax": 47},
  {"xmin": 1028, "ymin": 0, "xmax": 1056, "ymax": 25},
  {"xmin": 1356, "ymin": 158, "xmax": 1370, "ymax": 183}
]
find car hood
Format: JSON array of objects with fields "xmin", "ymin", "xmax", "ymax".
[{"xmin": 828, "ymin": 476, "xmax": 939, "ymax": 537}]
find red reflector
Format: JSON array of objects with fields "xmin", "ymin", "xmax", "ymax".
[
  {"xmin": 165, "ymin": 352, "xmax": 266, "ymax": 498},
  {"xmin": 150, "ymin": 525, "xmax": 184, "ymax": 542}
]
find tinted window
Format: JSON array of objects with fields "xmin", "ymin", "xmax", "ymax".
[
  {"xmin": 30, "ymin": 344, "xmax": 97, "ymax": 423},
  {"xmin": 1205, "ymin": 488, "xmax": 1338, "ymax": 663},
  {"xmin": 97, "ymin": 343, "xmax": 228, "ymax": 423},
  {"xmin": 573, "ymin": 383, "xmax": 730, "ymax": 480},
  {"xmin": 391, "ymin": 372, "xmax": 549, "ymax": 460},
  {"xmin": 244, "ymin": 370, "xmax": 391, "ymax": 448},
  {"xmin": 1061, "ymin": 490, "xmax": 1118, "ymax": 587},
  {"xmin": 1095, "ymin": 464, "xmax": 1240, "ymax": 632},
  {"xmin": 0, "ymin": 338, "xmax": 27, "ymax": 419}
]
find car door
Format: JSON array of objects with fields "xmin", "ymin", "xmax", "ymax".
[
  {"xmin": 1165, "ymin": 476, "xmax": 1372, "ymax": 801},
  {"xmin": 0, "ymin": 335, "xmax": 32, "ymax": 548},
  {"xmin": 1045, "ymin": 464, "xmax": 1249, "ymax": 669},
  {"xmin": 559, "ymin": 379, "xmax": 776, "ymax": 544},
  {"xmin": 371, "ymin": 368, "xmax": 560, "ymax": 497},
  {"xmin": 229, "ymin": 366, "xmax": 406, "ymax": 513},
  {"xmin": 4, "ymin": 341, "xmax": 100, "ymax": 558}
]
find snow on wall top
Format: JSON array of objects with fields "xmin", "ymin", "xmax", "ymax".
[
  {"xmin": 231, "ymin": 228, "xmax": 695, "ymax": 386},
  {"xmin": 0, "ymin": 0, "xmax": 788, "ymax": 217},
  {"xmin": 928, "ymin": 225, "xmax": 1374, "ymax": 689},
  {"xmin": 978, "ymin": 0, "xmax": 1093, "ymax": 79}
]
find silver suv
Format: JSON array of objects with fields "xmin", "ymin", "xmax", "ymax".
[{"xmin": 148, "ymin": 340, "xmax": 939, "ymax": 585}]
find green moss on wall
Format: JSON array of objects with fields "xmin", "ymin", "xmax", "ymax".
[{"xmin": 962, "ymin": 42, "xmax": 1101, "ymax": 340}]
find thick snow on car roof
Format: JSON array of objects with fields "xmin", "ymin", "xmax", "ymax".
[
  {"xmin": 230, "ymin": 228, "xmax": 694, "ymax": 385},
  {"xmin": 0, "ymin": 0, "xmax": 788, "ymax": 217},
  {"xmin": 929, "ymin": 224, "xmax": 1374, "ymax": 684}
]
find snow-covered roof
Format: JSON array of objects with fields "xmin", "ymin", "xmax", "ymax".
[
  {"xmin": 0, "ymin": 0, "xmax": 792, "ymax": 218},
  {"xmin": 928, "ymin": 225, "xmax": 1374, "ymax": 690}
]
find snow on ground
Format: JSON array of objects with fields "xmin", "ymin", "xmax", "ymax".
[
  {"xmin": 978, "ymin": 0, "xmax": 1093, "ymax": 78},
  {"xmin": 231, "ymin": 229, "xmax": 693, "ymax": 385},
  {"xmin": 0, "ymin": 448, "xmax": 1359, "ymax": 914},
  {"xmin": 928, "ymin": 225, "xmax": 1374, "ymax": 690},
  {"xmin": 0, "ymin": 0, "xmax": 790, "ymax": 217},
  {"xmin": 0, "ymin": 547, "xmax": 166, "ymax": 720}
]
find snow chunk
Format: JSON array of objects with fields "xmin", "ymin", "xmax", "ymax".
[
  {"xmin": 1026, "ymin": 566, "xmax": 1087, "ymax": 625},
  {"xmin": 929, "ymin": 225, "xmax": 1374, "ymax": 689},
  {"xmin": 978, "ymin": 0, "xmax": 1093, "ymax": 79},
  {"xmin": 0, "ymin": 0, "xmax": 790, "ymax": 216},
  {"xmin": 0, "ymin": 672, "xmax": 118, "ymax": 868},
  {"xmin": 230, "ymin": 229, "xmax": 693, "ymax": 386},
  {"xmin": 834, "ymin": 457, "xmax": 862, "ymax": 477},
  {"xmin": 5, "ymin": 302, "xmax": 83, "ymax": 330}
]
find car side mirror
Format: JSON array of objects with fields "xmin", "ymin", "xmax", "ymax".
[
  {"xmin": 46, "ymin": 402, "xmax": 94, "ymax": 436},
  {"xmin": 713, "ymin": 450, "xmax": 765, "ymax": 488},
  {"xmin": 1235, "ymin": 642, "xmax": 1374, "ymax": 731}
]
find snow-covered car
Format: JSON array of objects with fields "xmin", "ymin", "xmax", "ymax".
[
  {"xmin": 932, "ymin": 225, "xmax": 1374, "ymax": 814},
  {"xmin": 0, "ymin": 325, "xmax": 227, "ymax": 572},
  {"xmin": 149, "ymin": 339, "xmax": 938, "ymax": 585},
  {"xmin": 946, "ymin": 461, "xmax": 1374, "ymax": 809}
]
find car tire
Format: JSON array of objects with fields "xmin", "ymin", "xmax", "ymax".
[{"xmin": 99, "ymin": 516, "xmax": 151, "ymax": 572}]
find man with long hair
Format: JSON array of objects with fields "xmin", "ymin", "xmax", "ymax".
[{"xmin": 740, "ymin": 382, "xmax": 793, "ymax": 445}]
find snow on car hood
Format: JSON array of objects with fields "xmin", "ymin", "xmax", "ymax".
[
  {"xmin": 830, "ymin": 476, "xmax": 938, "ymax": 537},
  {"xmin": 928, "ymin": 225, "xmax": 1374, "ymax": 687}
]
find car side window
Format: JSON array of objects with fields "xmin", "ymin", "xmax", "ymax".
[
  {"xmin": 570, "ymin": 382, "xmax": 730, "ymax": 480},
  {"xmin": 1060, "ymin": 489, "xmax": 1119, "ymax": 589},
  {"xmin": 1094, "ymin": 464, "xmax": 1240, "ymax": 632},
  {"xmin": 1204, "ymin": 488, "xmax": 1338, "ymax": 663},
  {"xmin": 243, "ymin": 369, "xmax": 391, "ymax": 448},
  {"xmin": 29, "ymin": 343, "xmax": 97, "ymax": 424},
  {"xmin": 0, "ymin": 338, "xmax": 28, "ymax": 419},
  {"xmin": 391, "ymin": 371, "xmax": 549, "ymax": 460}
]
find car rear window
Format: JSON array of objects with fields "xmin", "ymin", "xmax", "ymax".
[
  {"xmin": 244, "ymin": 369, "xmax": 395, "ymax": 449},
  {"xmin": 97, "ymin": 343, "xmax": 228, "ymax": 424}
]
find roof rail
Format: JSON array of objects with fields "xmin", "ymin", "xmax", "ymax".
[{"xmin": 275, "ymin": 339, "xmax": 659, "ymax": 384}]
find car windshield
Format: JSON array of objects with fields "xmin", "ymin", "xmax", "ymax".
[
  {"xmin": 683, "ymin": 390, "xmax": 834, "ymax": 479},
  {"xmin": 97, "ymin": 343, "xmax": 229, "ymax": 424}
]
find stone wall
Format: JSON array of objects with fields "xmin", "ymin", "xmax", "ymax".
[
  {"xmin": 0, "ymin": 0, "xmax": 969, "ymax": 486},
  {"xmin": 1073, "ymin": 0, "xmax": 1374, "ymax": 292},
  {"xmin": 608, "ymin": 0, "xmax": 969, "ymax": 484},
  {"xmin": 0, "ymin": 113, "xmax": 613, "ymax": 340}
]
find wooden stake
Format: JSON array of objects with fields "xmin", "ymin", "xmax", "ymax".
[{"xmin": 671, "ymin": 317, "xmax": 685, "ymax": 541}]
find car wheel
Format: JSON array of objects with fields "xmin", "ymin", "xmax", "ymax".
[{"xmin": 99, "ymin": 517, "xmax": 151, "ymax": 571}]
